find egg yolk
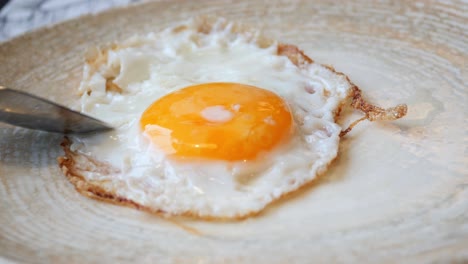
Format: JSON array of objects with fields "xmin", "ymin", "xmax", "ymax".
[{"xmin": 140, "ymin": 83, "xmax": 293, "ymax": 161}]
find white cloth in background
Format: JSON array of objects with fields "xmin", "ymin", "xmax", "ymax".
[{"xmin": 0, "ymin": 0, "xmax": 144, "ymax": 41}]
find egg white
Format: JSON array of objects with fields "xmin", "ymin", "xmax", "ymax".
[{"xmin": 69, "ymin": 19, "xmax": 351, "ymax": 218}]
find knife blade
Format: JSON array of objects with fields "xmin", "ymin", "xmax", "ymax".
[{"xmin": 0, "ymin": 86, "xmax": 113, "ymax": 134}]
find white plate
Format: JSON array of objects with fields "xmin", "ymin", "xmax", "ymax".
[{"xmin": 0, "ymin": 1, "xmax": 467, "ymax": 262}]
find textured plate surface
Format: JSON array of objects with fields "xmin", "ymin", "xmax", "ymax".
[{"xmin": 0, "ymin": 0, "xmax": 467, "ymax": 263}]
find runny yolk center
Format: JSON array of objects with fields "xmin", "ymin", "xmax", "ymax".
[{"xmin": 140, "ymin": 82, "xmax": 293, "ymax": 161}]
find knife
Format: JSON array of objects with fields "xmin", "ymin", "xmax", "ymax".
[{"xmin": 0, "ymin": 86, "xmax": 113, "ymax": 134}]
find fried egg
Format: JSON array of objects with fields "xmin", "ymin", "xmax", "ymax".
[{"xmin": 65, "ymin": 18, "xmax": 352, "ymax": 219}]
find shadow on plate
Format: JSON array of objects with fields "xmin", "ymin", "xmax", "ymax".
[{"xmin": 0, "ymin": 125, "xmax": 65, "ymax": 167}]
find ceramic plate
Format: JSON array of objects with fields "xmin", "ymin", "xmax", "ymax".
[{"xmin": 0, "ymin": 0, "xmax": 466, "ymax": 262}]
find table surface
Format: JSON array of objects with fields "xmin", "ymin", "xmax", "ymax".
[{"xmin": 0, "ymin": 0, "xmax": 144, "ymax": 41}]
